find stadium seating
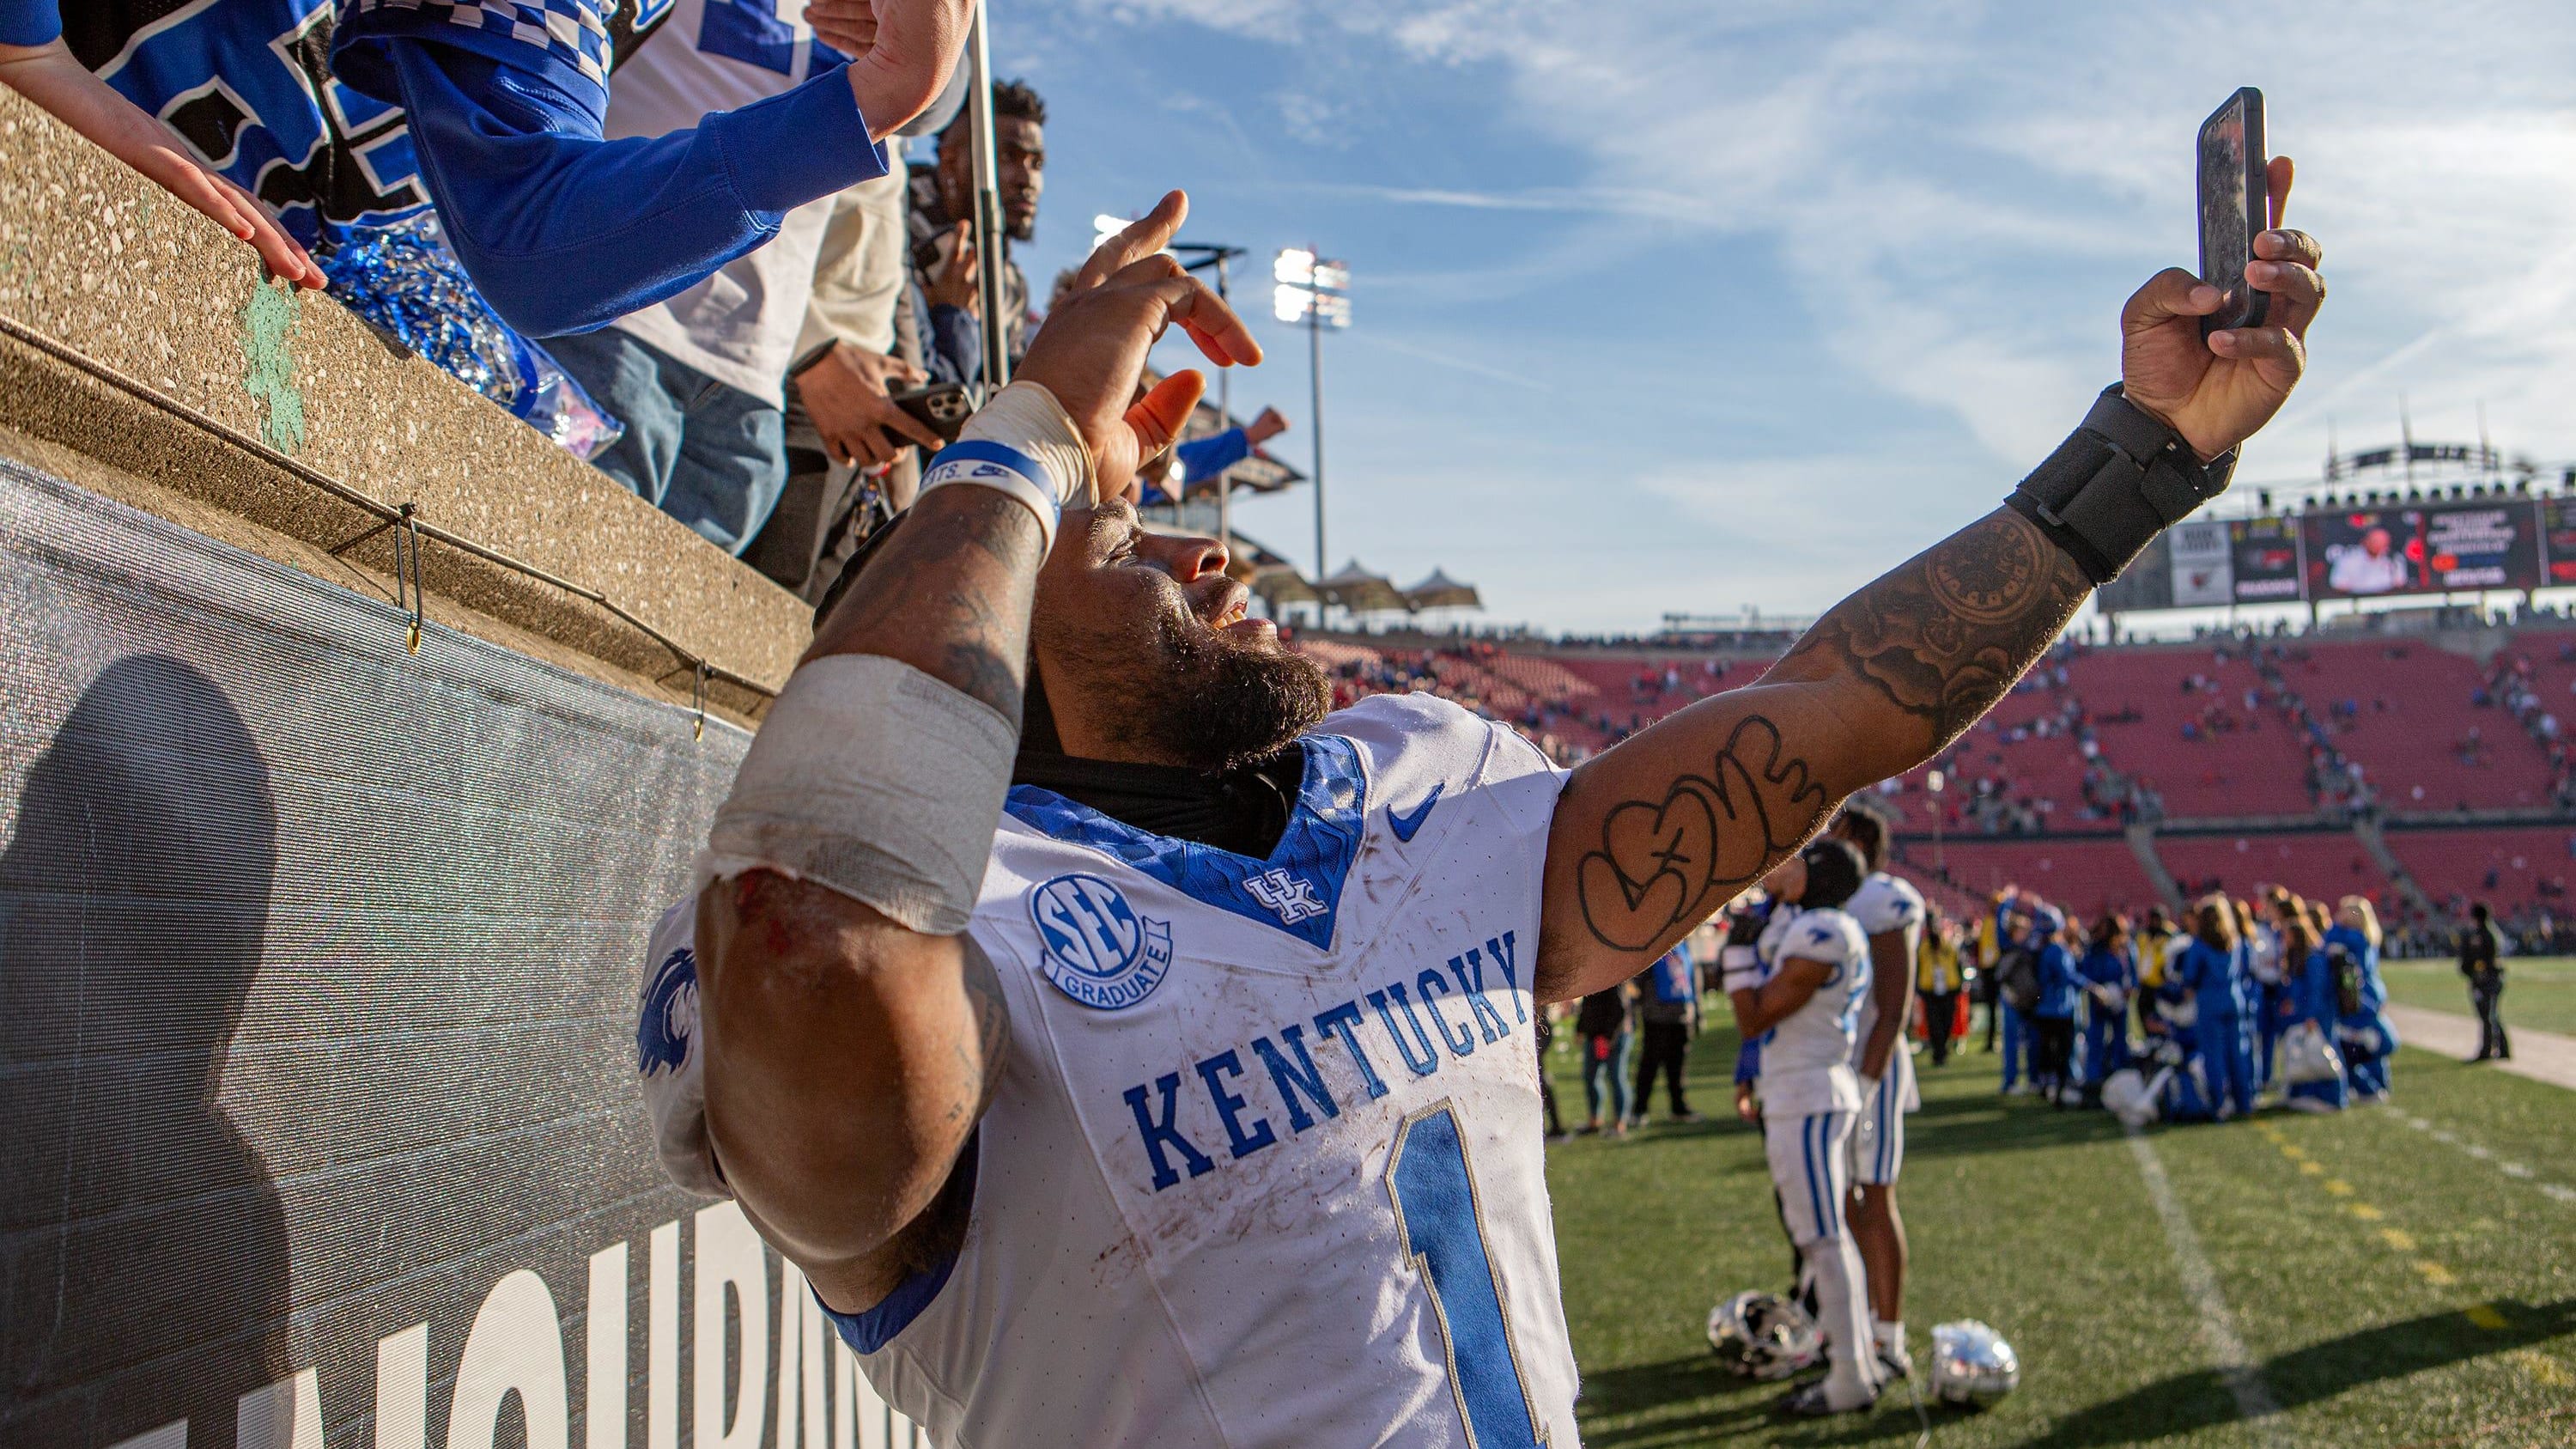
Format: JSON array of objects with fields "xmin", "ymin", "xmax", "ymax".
[
  {"xmin": 1889, "ymin": 837, "xmax": 2160, "ymax": 920},
  {"xmin": 2150, "ymin": 830, "xmax": 2390, "ymax": 907},
  {"xmin": 1291, "ymin": 627, "xmax": 2576, "ymax": 940},
  {"xmin": 2278, "ymin": 641, "xmax": 2555, "ymax": 813},
  {"xmin": 2063, "ymin": 646, "xmax": 2317, "ymax": 818},
  {"xmin": 2385, "ymin": 825, "xmax": 2576, "ymax": 912},
  {"xmin": 1884, "ymin": 860, "xmax": 1991, "ymax": 925},
  {"xmin": 1293, "ymin": 638, "xmax": 1385, "ymax": 672}
]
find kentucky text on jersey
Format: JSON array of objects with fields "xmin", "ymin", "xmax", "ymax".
[{"xmin": 1123, "ymin": 933, "xmax": 1529, "ymax": 1190}]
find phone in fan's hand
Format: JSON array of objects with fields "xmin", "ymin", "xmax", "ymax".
[
  {"xmin": 2196, "ymin": 87, "xmax": 2269, "ymax": 340},
  {"xmin": 892, "ymin": 382, "xmax": 974, "ymax": 442}
]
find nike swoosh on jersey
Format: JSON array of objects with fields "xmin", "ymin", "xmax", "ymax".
[{"xmin": 1387, "ymin": 782, "xmax": 1443, "ymax": 843}]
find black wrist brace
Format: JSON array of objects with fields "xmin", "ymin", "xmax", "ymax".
[{"xmin": 2006, "ymin": 385, "xmax": 2237, "ymax": 585}]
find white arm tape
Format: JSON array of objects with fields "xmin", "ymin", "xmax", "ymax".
[
  {"xmin": 702, "ymin": 654, "xmax": 1017, "ymax": 935},
  {"xmin": 918, "ymin": 381, "xmax": 1094, "ymax": 552}
]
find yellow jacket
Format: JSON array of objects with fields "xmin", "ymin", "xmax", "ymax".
[
  {"xmin": 1918, "ymin": 935, "xmax": 1964, "ymax": 994},
  {"xmin": 2137, "ymin": 929, "xmax": 2173, "ymax": 989}
]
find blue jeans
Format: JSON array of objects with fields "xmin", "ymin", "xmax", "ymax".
[
  {"xmin": 1581, "ymin": 1030, "xmax": 1633, "ymax": 1124},
  {"xmin": 2001, "ymin": 1004, "xmax": 2029, "ymax": 1088},
  {"xmin": 544, "ymin": 328, "xmax": 787, "ymax": 556}
]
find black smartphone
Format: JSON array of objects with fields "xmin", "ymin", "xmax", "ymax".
[
  {"xmin": 892, "ymin": 382, "xmax": 974, "ymax": 442},
  {"xmin": 2196, "ymin": 86, "xmax": 2269, "ymax": 339}
]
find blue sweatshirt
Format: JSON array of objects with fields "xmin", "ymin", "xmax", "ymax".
[
  {"xmin": 2288, "ymin": 947, "xmax": 2336, "ymax": 1025},
  {"xmin": 2167, "ymin": 939, "xmax": 2249, "ymax": 1020},
  {"xmin": 328, "ymin": 2, "xmax": 888, "ymax": 337},
  {"xmin": 0, "ymin": 0, "xmax": 58, "ymax": 46},
  {"xmin": 1139, "ymin": 428, "xmax": 1257, "ymax": 506},
  {"xmin": 2076, "ymin": 944, "xmax": 2136, "ymax": 994},
  {"xmin": 2032, "ymin": 941, "xmax": 2082, "ymax": 1020}
]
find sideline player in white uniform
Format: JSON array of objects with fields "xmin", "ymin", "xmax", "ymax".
[
  {"xmin": 1723, "ymin": 838, "xmax": 1880, "ymax": 1415},
  {"xmin": 1830, "ymin": 805, "xmax": 1924, "ymax": 1377},
  {"xmin": 633, "ymin": 187, "xmax": 2327, "ymax": 1444}
]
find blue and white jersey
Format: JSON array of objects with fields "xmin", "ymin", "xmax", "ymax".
[
  {"xmin": 1843, "ymin": 871, "xmax": 1923, "ymax": 1110},
  {"xmin": 62, "ymin": 0, "xmax": 429, "ymax": 247},
  {"xmin": 335, "ymin": 0, "xmax": 676, "ymax": 112},
  {"xmin": 1751, "ymin": 906, "xmax": 1868, "ymax": 1117},
  {"xmin": 644, "ymin": 693, "xmax": 1580, "ymax": 1447}
]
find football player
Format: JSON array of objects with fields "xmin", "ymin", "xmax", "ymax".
[
  {"xmin": 1826, "ymin": 804, "xmax": 1923, "ymax": 1379},
  {"xmin": 1722, "ymin": 838, "xmax": 1880, "ymax": 1416},
  {"xmin": 635, "ymin": 182, "xmax": 2325, "ymax": 1445}
]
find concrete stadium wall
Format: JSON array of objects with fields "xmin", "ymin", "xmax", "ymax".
[
  {"xmin": 0, "ymin": 87, "xmax": 811, "ymax": 727},
  {"xmin": 0, "ymin": 90, "xmax": 932, "ymax": 1449}
]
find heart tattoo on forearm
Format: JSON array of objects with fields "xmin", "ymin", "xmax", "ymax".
[{"xmin": 1575, "ymin": 714, "xmax": 1830, "ymax": 952}]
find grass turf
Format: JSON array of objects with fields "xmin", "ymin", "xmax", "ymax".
[
  {"xmin": 1543, "ymin": 1018, "xmax": 2576, "ymax": 1446},
  {"xmin": 2383, "ymin": 954, "xmax": 2576, "ymax": 1038}
]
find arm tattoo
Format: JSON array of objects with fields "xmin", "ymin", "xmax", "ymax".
[
  {"xmin": 1575, "ymin": 715, "xmax": 1830, "ymax": 952},
  {"xmin": 818, "ymin": 490, "xmax": 1043, "ymax": 720},
  {"xmin": 1567, "ymin": 508, "xmax": 2088, "ymax": 959},
  {"xmin": 1779, "ymin": 508, "xmax": 2088, "ymax": 742}
]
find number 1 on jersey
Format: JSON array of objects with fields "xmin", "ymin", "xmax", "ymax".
[{"xmin": 1387, "ymin": 1102, "xmax": 1548, "ymax": 1447}]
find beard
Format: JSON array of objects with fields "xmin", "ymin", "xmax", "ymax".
[{"xmin": 1069, "ymin": 608, "xmax": 1332, "ymax": 771}]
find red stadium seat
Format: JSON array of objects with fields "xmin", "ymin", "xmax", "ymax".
[
  {"xmin": 2150, "ymin": 831, "xmax": 2391, "ymax": 906},
  {"xmin": 1887, "ymin": 837, "xmax": 2161, "ymax": 921},
  {"xmin": 2385, "ymin": 825, "xmax": 2576, "ymax": 913}
]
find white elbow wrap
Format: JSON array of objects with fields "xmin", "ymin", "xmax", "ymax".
[
  {"xmin": 703, "ymin": 654, "xmax": 1017, "ymax": 934},
  {"xmin": 916, "ymin": 381, "xmax": 1095, "ymax": 552}
]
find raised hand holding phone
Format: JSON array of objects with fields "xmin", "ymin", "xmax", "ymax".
[
  {"xmin": 2196, "ymin": 87, "xmax": 2271, "ymax": 338},
  {"xmin": 2117, "ymin": 92, "xmax": 2324, "ymax": 466}
]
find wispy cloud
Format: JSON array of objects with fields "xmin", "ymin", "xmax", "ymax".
[
  {"xmin": 1058, "ymin": 0, "xmax": 2576, "ymax": 628},
  {"xmin": 1343, "ymin": 332, "xmax": 1553, "ymax": 391}
]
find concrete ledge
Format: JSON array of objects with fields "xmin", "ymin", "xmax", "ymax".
[{"xmin": 0, "ymin": 88, "xmax": 811, "ymax": 723}]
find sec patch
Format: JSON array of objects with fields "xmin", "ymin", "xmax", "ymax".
[{"xmin": 1030, "ymin": 874, "xmax": 1175, "ymax": 1010}]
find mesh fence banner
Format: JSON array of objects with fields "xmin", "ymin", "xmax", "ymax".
[{"xmin": 0, "ymin": 461, "xmax": 926, "ymax": 1448}]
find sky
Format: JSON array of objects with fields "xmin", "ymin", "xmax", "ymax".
[{"xmin": 969, "ymin": 0, "xmax": 2576, "ymax": 636}]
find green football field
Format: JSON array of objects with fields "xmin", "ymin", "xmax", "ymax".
[
  {"xmin": 2382, "ymin": 955, "xmax": 2576, "ymax": 1038},
  {"xmin": 1543, "ymin": 1019, "xmax": 2576, "ymax": 1446}
]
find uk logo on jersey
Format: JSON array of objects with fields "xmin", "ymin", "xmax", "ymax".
[
  {"xmin": 636, "ymin": 947, "xmax": 698, "ymax": 1076},
  {"xmin": 1244, "ymin": 868, "xmax": 1327, "ymax": 925},
  {"xmin": 1031, "ymin": 874, "xmax": 1175, "ymax": 1010}
]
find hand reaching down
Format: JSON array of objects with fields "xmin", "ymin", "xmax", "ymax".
[{"xmin": 0, "ymin": 39, "xmax": 322, "ymax": 288}]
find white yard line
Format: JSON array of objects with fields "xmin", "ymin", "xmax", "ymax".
[
  {"xmin": 2124, "ymin": 1125, "xmax": 2293, "ymax": 1444},
  {"xmin": 2392, "ymin": 1110, "xmax": 2576, "ymax": 1208}
]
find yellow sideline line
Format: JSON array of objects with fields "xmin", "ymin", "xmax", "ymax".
[{"xmin": 2260, "ymin": 1123, "xmax": 2554, "ymax": 1362}]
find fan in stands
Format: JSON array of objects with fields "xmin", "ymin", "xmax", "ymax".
[{"xmin": 1286, "ymin": 615, "xmax": 2576, "ymax": 960}]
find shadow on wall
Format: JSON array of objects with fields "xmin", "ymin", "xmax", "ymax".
[{"xmin": 0, "ymin": 654, "xmax": 290, "ymax": 1449}]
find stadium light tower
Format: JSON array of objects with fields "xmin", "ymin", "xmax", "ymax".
[{"xmin": 1274, "ymin": 247, "xmax": 1349, "ymax": 594}]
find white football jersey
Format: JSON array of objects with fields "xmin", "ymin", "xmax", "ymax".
[
  {"xmin": 1747, "ymin": 906, "xmax": 1869, "ymax": 1117},
  {"xmin": 649, "ymin": 694, "xmax": 1580, "ymax": 1447},
  {"xmin": 1843, "ymin": 872, "xmax": 1925, "ymax": 1111},
  {"xmin": 1845, "ymin": 873, "xmax": 1925, "ymax": 958}
]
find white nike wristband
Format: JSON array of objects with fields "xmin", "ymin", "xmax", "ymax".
[{"xmin": 918, "ymin": 381, "xmax": 1094, "ymax": 551}]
